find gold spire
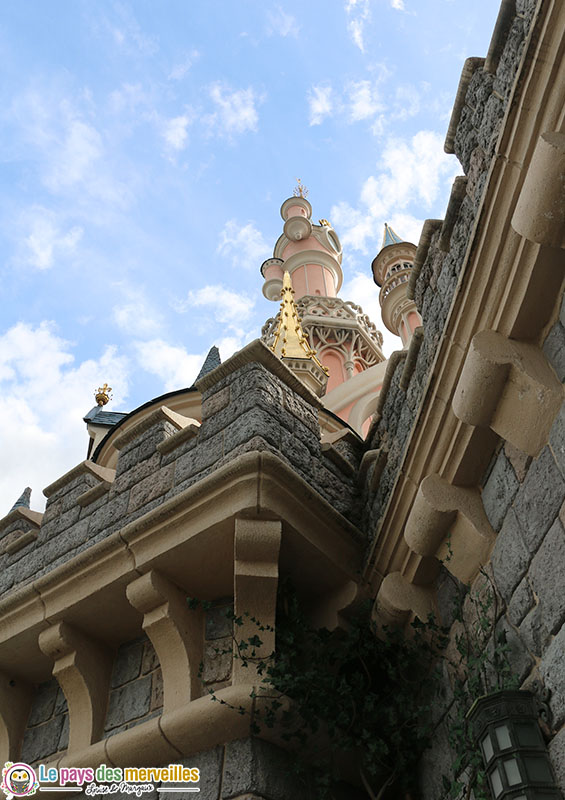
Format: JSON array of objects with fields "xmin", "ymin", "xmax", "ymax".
[
  {"xmin": 270, "ymin": 272, "xmax": 328, "ymax": 373},
  {"xmin": 318, "ymin": 218, "xmax": 331, "ymax": 227},
  {"xmin": 293, "ymin": 178, "xmax": 309, "ymax": 199},
  {"xmin": 95, "ymin": 383, "xmax": 112, "ymax": 406}
]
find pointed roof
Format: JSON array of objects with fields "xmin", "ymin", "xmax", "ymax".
[
  {"xmin": 194, "ymin": 346, "xmax": 221, "ymax": 383},
  {"xmin": 10, "ymin": 487, "xmax": 31, "ymax": 512},
  {"xmin": 270, "ymin": 272, "xmax": 328, "ymax": 373},
  {"xmin": 382, "ymin": 223, "xmax": 404, "ymax": 249}
]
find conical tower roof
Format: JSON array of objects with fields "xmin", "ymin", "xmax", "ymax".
[
  {"xmin": 194, "ymin": 346, "xmax": 221, "ymax": 383},
  {"xmin": 381, "ymin": 223, "xmax": 404, "ymax": 249},
  {"xmin": 10, "ymin": 487, "xmax": 31, "ymax": 512}
]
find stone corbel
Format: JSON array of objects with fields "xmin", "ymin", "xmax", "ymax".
[
  {"xmin": 512, "ymin": 132, "xmax": 565, "ymax": 249},
  {"xmin": 126, "ymin": 570, "xmax": 204, "ymax": 713},
  {"xmin": 0, "ymin": 671, "xmax": 33, "ymax": 764},
  {"xmin": 374, "ymin": 572, "xmax": 435, "ymax": 628},
  {"xmin": 38, "ymin": 622, "xmax": 112, "ymax": 753},
  {"xmin": 233, "ymin": 519, "xmax": 282, "ymax": 684},
  {"xmin": 452, "ymin": 330, "xmax": 563, "ymax": 457},
  {"xmin": 404, "ymin": 473, "xmax": 495, "ymax": 584}
]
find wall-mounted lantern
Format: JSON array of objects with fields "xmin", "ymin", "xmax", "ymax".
[{"xmin": 467, "ymin": 690, "xmax": 562, "ymax": 799}]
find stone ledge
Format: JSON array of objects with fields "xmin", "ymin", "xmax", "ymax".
[
  {"xmin": 77, "ymin": 481, "xmax": 113, "ymax": 508},
  {"xmin": 0, "ymin": 507, "xmax": 43, "ymax": 536},
  {"xmin": 43, "ymin": 462, "xmax": 116, "ymax": 500},
  {"xmin": 157, "ymin": 423, "xmax": 200, "ymax": 455},
  {"xmin": 2, "ymin": 529, "xmax": 38, "ymax": 555},
  {"xmin": 113, "ymin": 406, "xmax": 195, "ymax": 451}
]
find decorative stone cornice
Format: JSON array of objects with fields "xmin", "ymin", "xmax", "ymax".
[
  {"xmin": 43, "ymin": 461, "xmax": 115, "ymax": 499},
  {"xmin": 444, "ymin": 57, "xmax": 485, "ymax": 154},
  {"xmin": 112, "ymin": 406, "xmax": 195, "ymax": 451}
]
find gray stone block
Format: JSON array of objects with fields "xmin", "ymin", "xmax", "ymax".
[
  {"xmin": 493, "ymin": 617, "xmax": 533, "ymax": 687},
  {"xmin": 529, "ymin": 517, "xmax": 565, "ymax": 634},
  {"xmin": 141, "ymin": 640, "xmax": 160, "ymax": 674},
  {"xmin": 54, "ymin": 687, "xmax": 68, "ymax": 714},
  {"xmin": 519, "ymin": 602, "xmax": 551, "ymax": 658},
  {"xmin": 128, "ymin": 464, "xmax": 175, "ymax": 514},
  {"xmin": 88, "ymin": 491, "xmax": 130, "ymax": 537},
  {"xmin": 111, "ymin": 641, "xmax": 144, "ymax": 688},
  {"xmin": 544, "ymin": 322, "xmax": 565, "ymax": 382},
  {"xmin": 206, "ymin": 603, "xmax": 233, "ymax": 640},
  {"xmin": 28, "ymin": 679, "xmax": 58, "ymax": 726},
  {"xmin": 549, "ymin": 724, "xmax": 565, "ymax": 792},
  {"xmin": 202, "ymin": 637, "xmax": 232, "ymax": 684},
  {"xmin": 174, "ymin": 433, "xmax": 224, "ymax": 484},
  {"xmin": 21, "ymin": 714, "xmax": 65, "ymax": 763},
  {"xmin": 105, "ymin": 676, "xmax": 152, "ymax": 731},
  {"xmin": 159, "ymin": 748, "xmax": 223, "ymax": 800},
  {"xmin": 514, "ymin": 447, "xmax": 565, "ymax": 553},
  {"xmin": 491, "ymin": 508, "xmax": 530, "ymax": 602},
  {"xmin": 58, "ymin": 713, "xmax": 69, "ymax": 750},
  {"xmin": 507, "ymin": 578, "xmax": 534, "ymax": 627},
  {"xmin": 550, "ymin": 401, "xmax": 565, "ymax": 478},
  {"xmin": 481, "ymin": 449, "xmax": 520, "ymax": 532},
  {"xmin": 114, "ymin": 452, "xmax": 161, "ymax": 492},
  {"xmin": 540, "ymin": 623, "xmax": 565, "ymax": 728},
  {"xmin": 38, "ymin": 504, "xmax": 81, "ymax": 542},
  {"xmin": 222, "ymin": 738, "xmax": 306, "ymax": 800}
]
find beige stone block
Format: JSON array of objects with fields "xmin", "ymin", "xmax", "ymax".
[
  {"xmin": 404, "ymin": 474, "xmax": 495, "ymax": 585},
  {"xmin": 374, "ymin": 572, "xmax": 435, "ymax": 628},
  {"xmin": 512, "ymin": 131, "xmax": 565, "ymax": 248},
  {"xmin": 452, "ymin": 330, "xmax": 563, "ymax": 457}
]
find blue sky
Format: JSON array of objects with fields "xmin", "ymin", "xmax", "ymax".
[{"xmin": 0, "ymin": 0, "xmax": 500, "ymax": 511}]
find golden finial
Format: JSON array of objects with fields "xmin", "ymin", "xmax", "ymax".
[
  {"xmin": 293, "ymin": 178, "xmax": 309, "ymax": 199},
  {"xmin": 270, "ymin": 272, "xmax": 328, "ymax": 374},
  {"xmin": 318, "ymin": 219, "xmax": 331, "ymax": 227},
  {"xmin": 95, "ymin": 383, "xmax": 112, "ymax": 406}
]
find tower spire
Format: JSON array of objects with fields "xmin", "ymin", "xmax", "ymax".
[{"xmin": 270, "ymin": 271, "xmax": 328, "ymax": 396}]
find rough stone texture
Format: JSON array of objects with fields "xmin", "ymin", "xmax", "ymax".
[
  {"xmin": 507, "ymin": 577, "xmax": 534, "ymax": 627},
  {"xmin": 222, "ymin": 738, "xmax": 308, "ymax": 800},
  {"xmin": 543, "ymin": 322, "xmax": 565, "ymax": 382},
  {"xmin": 491, "ymin": 508, "xmax": 530, "ymax": 602},
  {"xmin": 519, "ymin": 602, "xmax": 551, "ymax": 659},
  {"xmin": 549, "ymin": 725, "xmax": 565, "ymax": 791},
  {"xmin": 504, "ymin": 441, "xmax": 532, "ymax": 482},
  {"xmin": 159, "ymin": 748, "xmax": 223, "ymax": 800},
  {"xmin": 513, "ymin": 447, "xmax": 565, "ymax": 553},
  {"xmin": 111, "ymin": 640, "xmax": 144, "ymax": 688},
  {"xmin": 28, "ymin": 679, "xmax": 58, "ymax": 725},
  {"xmin": 481, "ymin": 447, "xmax": 520, "ymax": 531},
  {"xmin": 202, "ymin": 638, "xmax": 232, "ymax": 684},
  {"xmin": 21, "ymin": 714, "xmax": 65, "ymax": 764},
  {"xmin": 104, "ymin": 676, "xmax": 152, "ymax": 731},
  {"xmin": 540, "ymin": 625, "xmax": 565, "ymax": 729},
  {"xmin": 550, "ymin": 401, "xmax": 565, "ymax": 478},
  {"xmin": 528, "ymin": 517, "xmax": 565, "ymax": 634},
  {"xmin": 206, "ymin": 601, "xmax": 233, "ymax": 640}
]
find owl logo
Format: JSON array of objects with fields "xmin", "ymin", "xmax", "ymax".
[{"xmin": 1, "ymin": 763, "xmax": 38, "ymax": 799}]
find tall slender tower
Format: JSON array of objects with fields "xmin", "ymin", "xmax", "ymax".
[
  {"xmin": 262, "ymin": 186, "xmax": 387, "ymax": 435},
  {"xmin": 371, "ymin": 224, "xmax": 422, "ymax": 347}
]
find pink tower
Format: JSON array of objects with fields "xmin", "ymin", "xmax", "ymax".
[{"xmin": 262, "ymin": 185, "xmax": 386, "ymax": 434}]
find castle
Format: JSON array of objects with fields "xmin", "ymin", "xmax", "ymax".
[{"xmin": 1, "ymin": 0, "xmax": 564, "ymax": 797}]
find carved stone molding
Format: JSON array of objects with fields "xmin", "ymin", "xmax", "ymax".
[
  {"xmin": 452, "ymin": 330, "xmax": 563, "ymax": 457},
  {"xmin": 374, "ymin": 572, "xmax": 435, "ymax": 628},
  {"xmin": 38, "ymin": 622, "xmax": 112, "ymax": 753},
  {"xmin": 126, "ymin": 570, "xmax": 204, "ymax": 713}
]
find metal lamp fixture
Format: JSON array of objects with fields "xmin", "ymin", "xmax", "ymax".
[{"xmin": 467, "ymin": 690, "xmax": 562, "ymax": 799}]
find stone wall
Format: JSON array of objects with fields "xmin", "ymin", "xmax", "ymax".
[
  {"xmin": 0, "ymin": 351, "xmax": 360, "ymax": 602},
  {"xmin": 361, "ymin": 0, "xmax": 538, "ymax": 538},
  {"xmin": 21, "ymin": 679, "xmax": 68, "ymax": 765}
]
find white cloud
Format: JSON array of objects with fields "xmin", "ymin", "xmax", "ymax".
[
  {"xmin": 345, "ymin": 0, "xmax": 370, "ymax": 52},
  {"xmin": 162, "ymin": 114, "xmax": 191, "ymax": 151},
  {"xmin": 0, "ymin": 322, "xmax": 129, "ymax": 513},
  {"xmin": 44, "ymin": 119, "xmax": 103, "ymax": 192},
  {"xmin": 331, "ymin": 130, "xmax": 458, "ymax": 253},
  {"xmin": 391, "ymin": 0, "xmax": 405, "ymax": 9},
  {"xmin": 266, "ymin": 7, "xmax": 300, "ymax": 37},
  {"xmin": 308, "ymin": 85, "xmax": 334, "ymax": 126},
  {"xmin": 168, "ymin": 50, "xmax": 200, "ymax": 81},
  {"xmin": 348, "ymin": 80, "xmax": 383, "ymax": 121},
  {"xmin": 21, "ymin": 207, "xmax": 83, "ymax": 270},
  {"xmin": 207, "ymin": 84, "xmax": 261, "ymax": 137},
  {"xmin": 174, "ymin": 285, "xmax": 254, "ymax": 326},
  {"xmin": 134, "ymin": 340, "xmax": 204, "ymax": 392},
  {"xmin": 217, "ymin": 220, "xmax": 270, "ymax": 271},
  {"xmin": 113, "ymin": 285, "xmax": 163, "ymax": 338}
]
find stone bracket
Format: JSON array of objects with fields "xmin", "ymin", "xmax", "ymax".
[
  {"xmin": 0, "ymin": 671, "xmax": 33, "ymax": 764},
  {"xmin": 126, "ymin": 570, "xmax": 204, "ymax": 714},
  {"xmin": 452, "ymin": 330, "xmax": 564, "ymax": 457},
  {"xmin": 404, "ymin": 473, "xmax": 496, "ymax": 584},
  {"xmin": 374, "ymin": 572, "xmax": 435, "ymax": 628},
  {"xmin": 512, "ymin": 131, "xmax": 565, "ymax": 249},
  {"xmin": 38, "ymin": 622, "xmax": 112, "ymax": 753},
  {"xmin": 233, "ymin": 519, "xmax": 282, "ymax": 684}
]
